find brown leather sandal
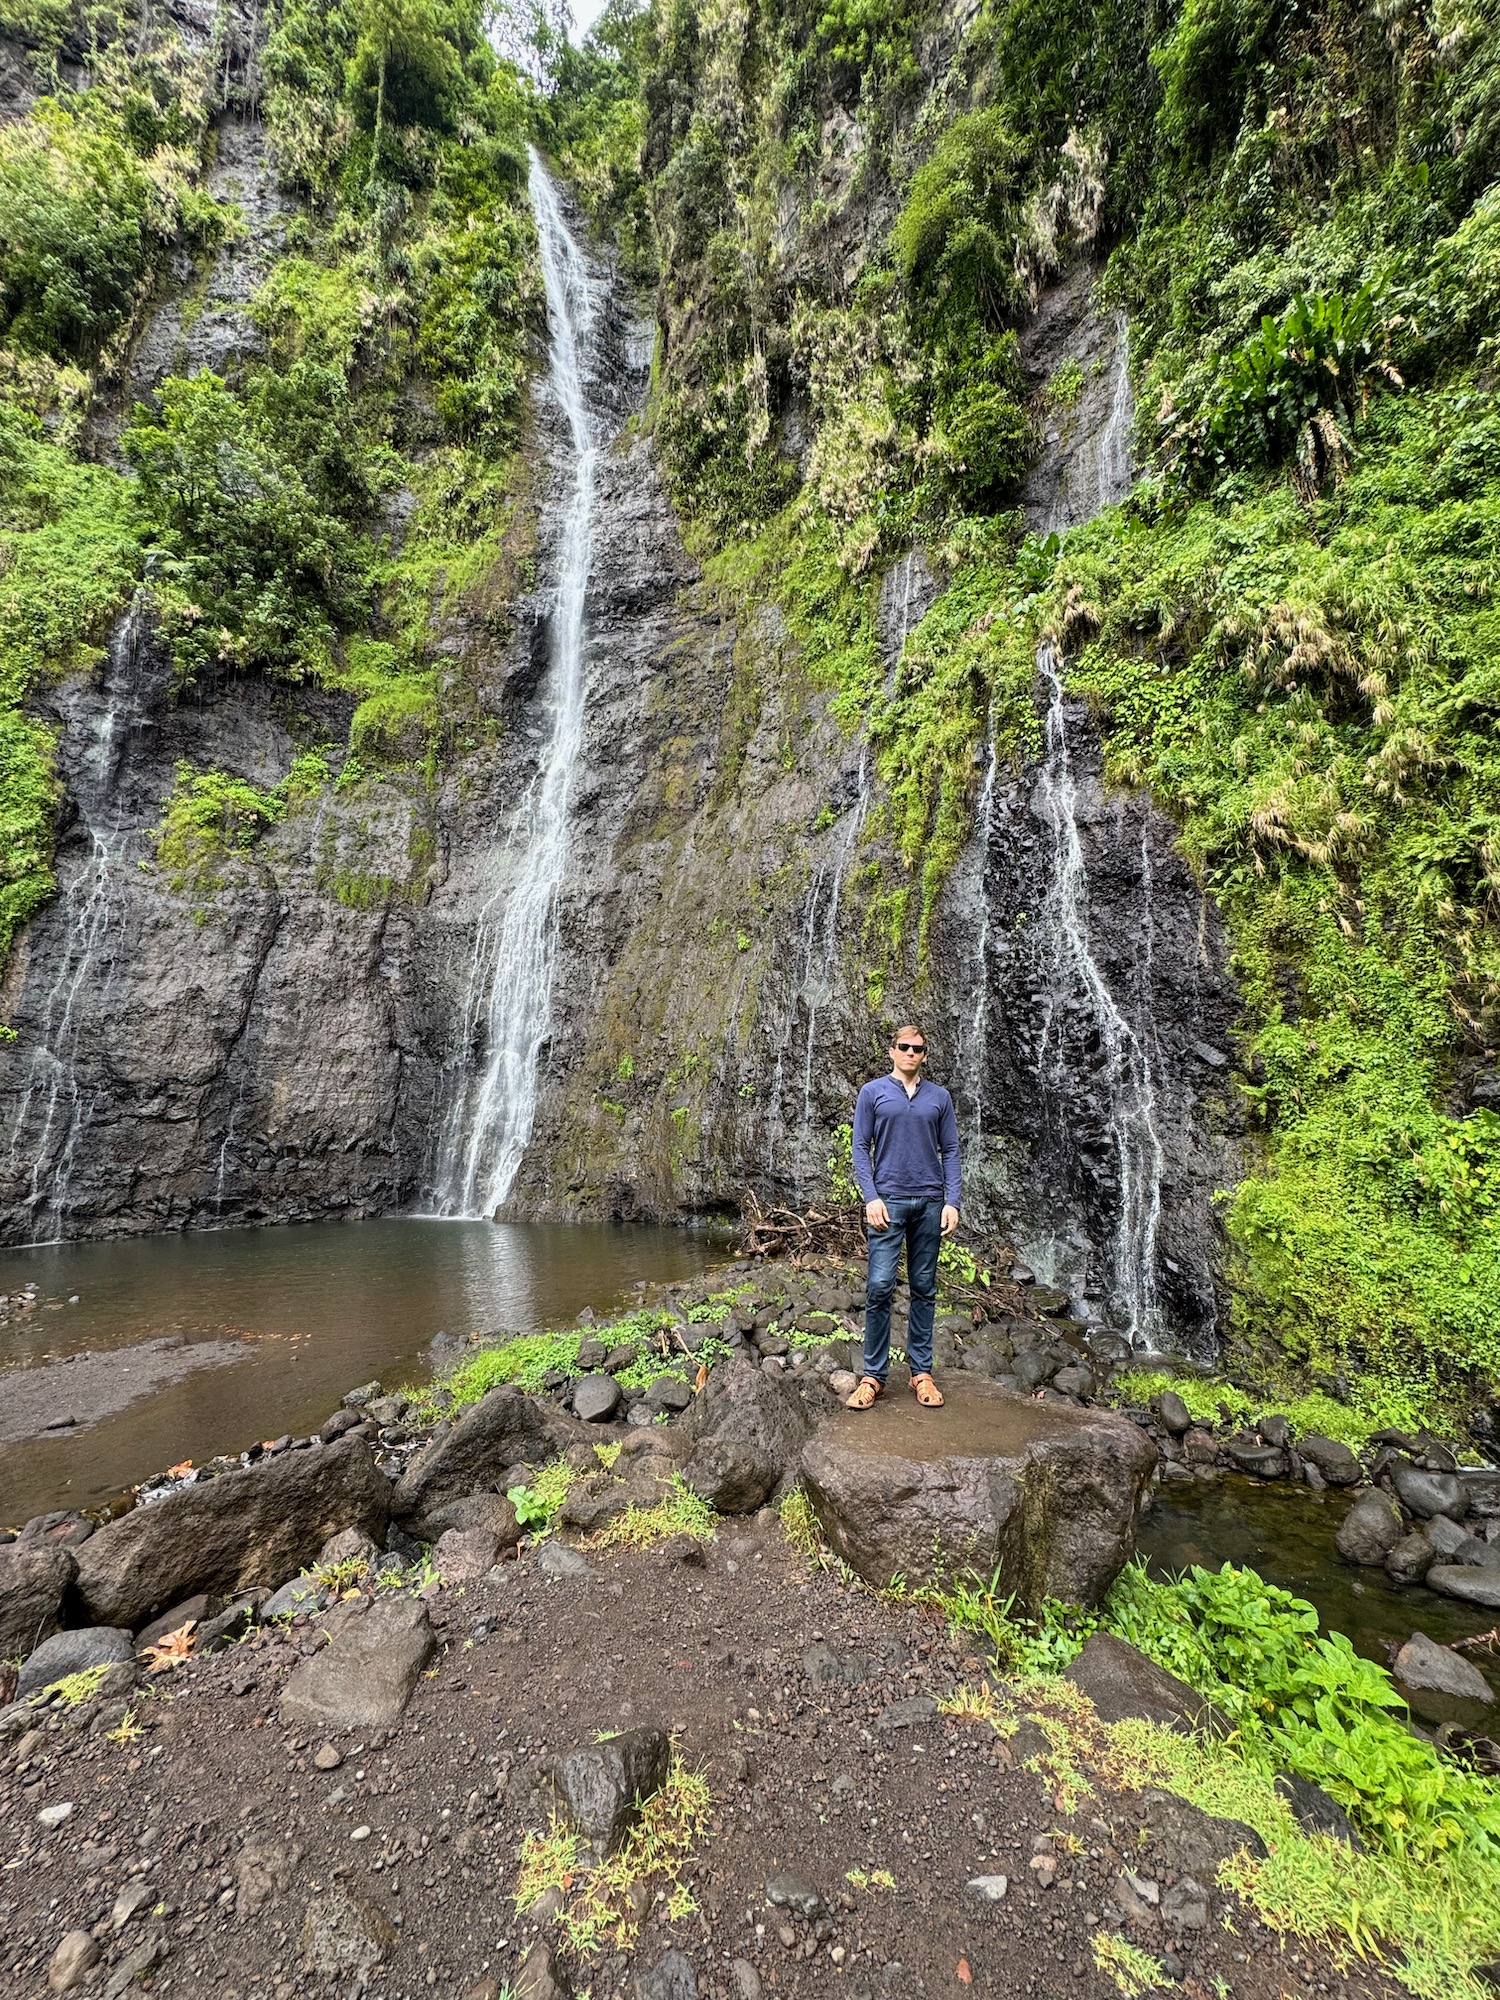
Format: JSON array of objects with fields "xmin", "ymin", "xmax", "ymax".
[
  {"xmin": 846, "ymin": 1376, "xmax": 884, "ymax": 1410},
  {"xmin": 910, "ymin": 1373, "xmax": 945, "ymax": 1408}
]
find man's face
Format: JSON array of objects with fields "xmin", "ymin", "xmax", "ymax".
[{"xmin": 890, "ymin": 1029, "xmax": 927, "ymax": 1080}]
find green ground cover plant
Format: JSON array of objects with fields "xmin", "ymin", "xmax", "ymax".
[
  {"xmin": 542, "ymin": 0, "xmax": 1500, "ymax": 1423},
  {"xmin": 921, "ymin": 1560, "xmax": 1500, "ymax": 1997}
]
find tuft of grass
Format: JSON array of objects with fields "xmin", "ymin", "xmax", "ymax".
[
  {"xmin": 32, "ymin": 1664, "xmax": 112, "ymax": 1708},
  {"xmin": 105, "ymin": 1708, "xmax": 144, "ymax": 1747},
  {"xmin": 594, "ymin": 1441, "xmax": 622, "ymax": 1471},
  {"xmin": 1091, "ymin": 1932, "xmax": 1170, "ymax": 1996},
  {"xmin": 779, "ymin": 1485, "xmax": 824, "ymax": 1561},
  {"xmin": 514, "ymin": 1757, "xmax": 713, "ymax": 1956},
  {"xmin": 586, "ymin": 1474, "xmax": 716, "ymax": 1551}
]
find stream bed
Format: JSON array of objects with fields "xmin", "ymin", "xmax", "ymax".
[
  {"xmin": 1141, "ymin": 1470, "xmax": 1500, "ymax": 1734},
  {"xmin": 0, "ymin": 1217, "xmax": 724, "ymax": 1525}
]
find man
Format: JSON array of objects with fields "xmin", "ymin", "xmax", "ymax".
[{"xmin": 846, "ymin": 1024, "xmax": 960, "ymax": 1410}]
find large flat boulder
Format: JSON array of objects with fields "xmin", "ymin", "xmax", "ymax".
[
  {"xmin": 390, "ymin": 1387, "xmax": 586, "ymax": 1532},
  {"xmin": 280, "ymin": 1597, "xmax": 435, "ymax": 1731},
  {"xmin": 800, "ymin": 1376, "xmax": 1155, "ymax": 1606},
  {"xmin": 72, "ymin": 1438, "xmax": 390, "ymax": 1629},
  {"xmin": 0, "ymin": 1541, "xmax": 76, "ymax": 1660}
]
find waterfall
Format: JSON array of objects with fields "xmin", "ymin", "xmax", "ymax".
[
  {"xmin": 436, "ymin": 152, "xmax": 598, "ymax": 1220},
  {"xmin": 788, "ymin": 759, "xmax": 870, "ymax": 1193},
  {"xmin": 965, "ymin": 721, "xmax": 998, "ymax": 1145},
  {"xmin": 3, "ymin": 613, "xmax": 146, "ymax": 1241},
  {"xmin": 1034, "ymin": 641, "xmax": 1164, "ymax": 1343}
]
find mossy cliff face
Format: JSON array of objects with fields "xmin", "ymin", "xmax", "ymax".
[{"xmin": 5, "ymin": 0, "xmax": 1500, "ymax": 1415}]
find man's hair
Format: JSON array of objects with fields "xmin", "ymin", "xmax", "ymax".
[{"xmin": 889, "ymin": 1021, "xmax": 926, "ymax": 1043}]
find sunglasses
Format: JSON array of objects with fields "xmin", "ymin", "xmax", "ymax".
[{"xmin": 894, "ymin": 1041, "xmax": 927, "ymax": 1053}]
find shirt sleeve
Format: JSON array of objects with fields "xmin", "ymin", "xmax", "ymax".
[
  {"xmin": 938, "ymin": 1089, "xmax": 961, "ymax": 1208},
  {"xmin": 852, "ymin": 1084, "xmax": 878, "ymax": 1203}
]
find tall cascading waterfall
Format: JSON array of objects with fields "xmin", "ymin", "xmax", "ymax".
[
  {"xmin": 3, "ymin": 603, "xmax": 154, "ymax": 1242},
  {"xmin": 963, "ymin": 721, "xmax": 998, "ymax": 1145},
  {"xmin": 1034, "ymin": 642, "xmax": 1165, "ymax": 1343},
  {"xmin": 435, "ymin": 152, "xmax": 599, "ymax": 1219}
]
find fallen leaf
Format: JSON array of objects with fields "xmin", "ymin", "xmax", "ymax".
[
  {"xmin": 166, "ymin": 1461, "xmax": 193, "ymax": 1478},
  {"xmin": 694, "ymin": 1362, "xmax": 708, "ymax": 1394},
  {"xmin": 142, "ymin": 1621, "xmax": 196, "ymax": 1672},
  {"xmin": 956, "ymin": 1959, "xmax": 973, "ymax": 1986}
]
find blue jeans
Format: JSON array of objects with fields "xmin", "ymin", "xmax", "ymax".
[{"xmin": 862, "ymin": 1196, "xmax": 942, "ymax": 1382}]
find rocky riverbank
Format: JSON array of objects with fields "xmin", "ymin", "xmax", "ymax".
[{"xmin": 4, "ymin": 1255, "xmax": 1499, "ymax": 1998}]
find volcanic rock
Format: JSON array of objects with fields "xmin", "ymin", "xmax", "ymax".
[
  {"xmin": 1296, "ymin": 1435, "xmax": 1361, "ymax": 1486},
  {"xmin": 572, "ymin": 1374, "xmax": 622, "ymax": 1423},
  {"xmin": 1335, "ymin": 1491, "xmax": 1403, "ymax": 1565},
  {"xmin": 299, "ymin": 1884, "xmax": 398, "ymax": 1977},
  {"xmin": 1065, "ymin": 1633, "xmax": 1228, "ymax": 1734},
  {"xmin": 1426, "ymin": 1565, "xmax": 1500, "ymax": 1609},
  {"xmin": 1390, "ymin": 1460, "xmax": 1467, "ymax": 1521},
  {"xmin": 681, "ymin": 1437, "xmax": 778, "ymax": 1514},
  {"xmin": 1393, "ymin": 1632, "xmax": 1494, "ymax": 1701},
  {"xmin": 799, "ymin": 1376, "xmax": 1155, "ymax": 1604},
  {"xmin": 280, "ymin": 1596, "xmax": 435, "ymax": 1730},
  {"xmin": 72, "ymin": 1436, "xmax": 390, "ymax": 1629},
  {"xmin": 555, "ymin": 1726, "xmax": 671, "ymax": 1853},
  {"xmin": 681, "ymin": 1358, "xmax": 812, "ymax": 1496},
  {"xmin": 391, "ymin": 1387, "xmax": 586, "ymax": 1529},
  {"xmin": 16, "ymin": 1626, "xmax": 134, "ymax": 1699},
  {"xmin": 0, "ymin": 1541, "xmax": 76, "ymax": 1660}
]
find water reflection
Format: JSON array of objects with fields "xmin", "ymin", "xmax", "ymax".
[{"xmin": 0, "ymin": 1218, "xmax": 725, "ymax": 1523}]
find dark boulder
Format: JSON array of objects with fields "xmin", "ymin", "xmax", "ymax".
[
  {"xmin": 416, "ymin": 1492, "xmax": 521, "ymax": 1548},
  {"xmin": 1384, "ymin": 1532, "xmax": 1434, "ymax": 1585},
  {"xmin": 800, "ymin": 1376, "xmax": 1155, "ymax": 1606},
  {"xmin": 1297, "ymin": 1435, "xmax": 1361, "ymax": 1486},
  {"xmin": 1275, "ymin": 1774, "xmax": 1362, "ymax": 1848},
  {"xmin": 16, "ymin": 1626, "xmax": 135, "ymax": 1699},
  {"xmin": 1393, "ymin": 1632, "xmax": 1493, "ymax": 1702},
  {"xmin": 1065, "ymin": 1633, "xmax": 1228, "ymax": 1735},
  {"xmin": 1157, "ymin": 1392, "xmax": 1191, "ymax": 1437},
  {"xmin": 280, "ymin": 1597, "xmax": 435, "ymax": 1730},
  {"xmin": 680, "ymin": 1359, "xmax": 811, "ymax": 1497},
  {"xmin": 1222, "ymin": 1440, "xmax": 1287, "ymax": 1479},
  {"xmin": 1389, "ymin": 1460, "xmax": 1467, "ymax": 1521},
  {"xmin": 555, "ymin": 1726, "xmax": 671, "ymax": 1854},
  {"xmin": 1335, "ymin": 1491, "xmax": 1403, "ymax": 1566},
  {"xmin": 1426, "ymin": 1565, "xmax": 1500, "ymax": 1609},
  {"xmin": 572, "ymin": 1375, "xmax": 622, "ymax": 1424},
  {"xmin": 681, "ymin": 1438, "xmax": 777, "ymax": 1515},
  {"xmin": 73, "ymin": 1436, "xmax": 390, "ymax": 1630},
  {"xmin": 0, "ymin": 1541, "xmax": 76, "ymax": 1660},
  {"xmin": 391, "ymin": 1386, "xmax": 587, "ymax": 1528}
]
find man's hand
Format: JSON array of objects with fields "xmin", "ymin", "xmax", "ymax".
[
  {"xmin": 865, "ymin": 1199, "xmax": 890, "ymax": 1232},
  {"xmin": 941, "ymin": 1204, "xmax": 960, "ymax": 1238}
]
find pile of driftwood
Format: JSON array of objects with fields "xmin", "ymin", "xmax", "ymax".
[{"xmin": 738, "ymin": 1188, "xmax": 864, "ymax": 1260}]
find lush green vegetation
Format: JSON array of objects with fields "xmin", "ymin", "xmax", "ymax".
[
  {"xmin": 915, "ymin": 1557, "xmax": 1500, "ymax": 1996},
  {"xmin": 0, "ymin": 0, "xmax": 546, "ymax": 993},
  {"xmin": 542, "ymin": 0, "xmax": 1500, "ymax": 1422}
]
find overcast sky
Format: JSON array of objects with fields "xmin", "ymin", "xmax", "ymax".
[{"xmin": 569, "ymin": 0, "xmax": 609, "ymax": 38}]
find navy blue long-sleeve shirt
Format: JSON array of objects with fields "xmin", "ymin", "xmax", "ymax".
[{"xmin": 852, "ymin": 1074, "xmax": 961, "ymax": 1208}]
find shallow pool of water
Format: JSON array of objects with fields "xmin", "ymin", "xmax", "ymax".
[
  {"xmin": 0, "ymin": 1218, "xmax": 725, "ymax": 1525},
  {"xmin": 1141, "ymin": 1471, "xmax": 1500, "ymax": 1731}
]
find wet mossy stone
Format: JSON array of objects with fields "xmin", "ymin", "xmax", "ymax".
[
  {"xmin": 1335, "ymin": 1490, "xmax": 1403, "ymax": 1566},
  {"xmin": 1390, "ymin": 1459, "xmax": 1467, "ymax": 1521}
]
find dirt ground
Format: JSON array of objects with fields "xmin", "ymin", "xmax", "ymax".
[{"xmin": 0, "ymin": 1512, "xmax": 1399, "ymax": 2000}]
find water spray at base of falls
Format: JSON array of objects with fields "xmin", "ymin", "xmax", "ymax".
[
  {"xmin": 1035, "ymin": 641, "xmax": 1165, "ymax": 1345},
  {"xmin": 436, "ymin": 152, "xmax": 597, "ymax": 1220}
]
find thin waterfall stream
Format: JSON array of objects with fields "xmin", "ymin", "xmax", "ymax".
[
  {"xmin": 437, "ymin": 152, "xmax": 598, "ymax": 1218},
  {"xmin": 1035, "ymin": 641, "xmax": 1165, "ymax": 1342}
]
